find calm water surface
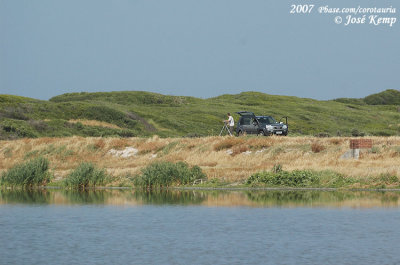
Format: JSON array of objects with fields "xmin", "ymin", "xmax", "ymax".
[{"xmin": 1, "ymin": 189, "xmax": 400, "ymax": 265}]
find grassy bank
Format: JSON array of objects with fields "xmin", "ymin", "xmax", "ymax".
[
  {"xmin": 1, "ymin": 89, "xmax": 400, "ymax": 140},
  {"xmin": 0, "ymin": 136, "xmax": 399, "ymax": 189}
]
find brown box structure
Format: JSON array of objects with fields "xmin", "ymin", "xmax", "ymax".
[{"xmin": 350, "ymin": 139, "xmax": 372, "ymax": 149}]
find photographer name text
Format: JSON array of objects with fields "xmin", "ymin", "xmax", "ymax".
[{"xmin": 289, "ymin": 4, "xmax": 397, "ymax": 27}]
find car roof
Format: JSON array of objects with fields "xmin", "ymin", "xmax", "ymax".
[{"xmin": 236, "ymin": 111, "xmax": 255, "ymax": 116}]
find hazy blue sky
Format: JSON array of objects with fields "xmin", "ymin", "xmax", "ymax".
[{"xmin": 1, "ymin": 0, "xmax": 399, "ymax": 100}]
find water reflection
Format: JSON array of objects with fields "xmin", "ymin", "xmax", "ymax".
[
  {"xmin": 0, "ymin": 189, "xmax": 52, "ymax": 204},
  {"xmin": 0, "ymin": 189, "xmax": 399, "ymax": 208},
  {"xmin": 246, "ymin": 190, "xmax": 400, "ymax": 208},
  {"xmin": 132, "ymin": 190, "xmax": 206, "ymax": 205},
  {"xmin": 62, "ymin": 190, "xmax": 109, "ymax": 204}
]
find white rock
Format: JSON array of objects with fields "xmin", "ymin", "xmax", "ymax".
[
  {"xmin": 255, "ymin": 148, "xmax": 266, "ymax": 154},
  {"xmin": 226, "ymin": 149, "xmax": 233, "ymax": 155},
  {"xmin": 108, "ymin": 147, "xmax": 138, "ymax": 158}
]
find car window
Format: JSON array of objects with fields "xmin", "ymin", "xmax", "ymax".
[
  {"xmin": 242, "ymin": 117, "xmax": 251, "ymax": 125},
  {"xmin": 257, "ymin": 117, "xmax": 276, "ymax": 124}
]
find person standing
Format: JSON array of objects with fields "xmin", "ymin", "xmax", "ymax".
[{"xmin": 224, "ymin": 113, "xmax": 234, "ymax": 135}]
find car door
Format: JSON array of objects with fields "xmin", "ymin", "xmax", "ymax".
[
  {"xmin": 240, "ymin": 116, "xmax": 252, "ymax": 134},
  {"xmin": 236, "ymin": 112, "xmax": 260, "ymax": 134}
]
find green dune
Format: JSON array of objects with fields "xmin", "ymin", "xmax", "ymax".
[{"xmin": 0, "ymin": 89, "xmax": 399, "ymax": 139}]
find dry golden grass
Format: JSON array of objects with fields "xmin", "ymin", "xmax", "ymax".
[
  {"xmin": 311, "ymin": 141, "xmax": 325, "ymax": 153},
  {"xmin": 137, "ymin": 138, "xmax": 166, "ymax": 154},
  {"xmin": 68, "ymin": 119, "xmax": 122, "ymax": 129},
  {"xmin": 213, "ymin": 137, "xmax": 245, "ymax": 151},
  {"xmin": 1, "ymin": 136, "xmax": 399, "ymax": 182}
]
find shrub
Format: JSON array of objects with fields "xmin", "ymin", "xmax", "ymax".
[
  {"xmin": 329, "ymin": 138, "xmax": 342, "ymax": 145},
  {"xmin": 315, "ymin": 132, "xmax": 330, "ymax": 138},
  {"xmin": 94, "ymin": 139, "xmax": 105, "ymax": 149},
  {"xmin": 214, "ymin": 138, "xmax": 244, "ymax": 151},
  {"xmin": 232, "ymin": 145, "xmax": 249, "ymax": 155},
  {"xmin": 378, "ymin": 174, "xmax": 399, "ymax": 184},
  {"xmin": 272, "ymin": 164, "xmax": 283, "ymax": 173},
  {"xmin": 1, "ymin": 120, "xmax": 38, "ymax": 138},
  {"xmin": 64, "ymin": 162, "xmax": 107, "ymax": 189},
  {"xmin": 311, "ymin": 142, "xmax": 325, "ymax": 153},
  {"xmin": 369, "ymin": 146, "xmax": 380, "ymax": 154},
  {"xmin": 159, "ymin": 141, "xmax": 179, "ymax": 155},
  {"xmin": 351, "ymin": 129, "xmax": 365, "ymax": 137},
  {"xmin": 28, "ymin": 120, "xmax": 48, "ymax": 132},
  {"xmin": 83, "ymin": 106, "xmax": 138, "ymax": 129},
  {"xmin": 134, "ymin": 161, "xmax": 207, "ymax": 189},
  {"xmin": 372, "ymin": 131, "xmax": 391, "ymax": 137},
  {"xmin": 1, "ymin": 106, "xmax": 29, "ymax": 120},
  {"xmin": 1, "ymin": 157, "xmax": 51, "ymax": 187},
  {"xmin": 247, "ymin": 169, "xmax": 320, "ymax": 187}
]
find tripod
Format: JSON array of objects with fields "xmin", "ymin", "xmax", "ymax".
[{"xmin": 219, "ymin": 122, "xmax": 232, "ymax": 136}]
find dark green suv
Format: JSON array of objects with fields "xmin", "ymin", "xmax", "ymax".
[
  {"xmin": 256, "ymin": 115, "xmax": 288, "ymax": 136},
  {"xmin": 236, "ymin": 111, "xmax": 288, "ymax": 136}
]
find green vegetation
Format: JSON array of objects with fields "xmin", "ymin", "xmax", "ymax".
[
  {"xmin": 0, "ymin": 157, "xmax": 51, "ymax": 187},
  {"xmin": 247, "ymin": 169, "xmax": 320, "ymax": 187},
  {"xmin": 134, "ymin": 161, "xmax": 207, "ymax": 189},
  {"xmin": 63, "ymin": 162, "xmax": 107, "ymax": 189},
  {"xmin": 364, "ymin": 89, "xmax": 400, "ymax": 105},
  {"xmin": 335, "ymin": 89, "xmax": 400, "ymax": 106},
  {"xmin": 1, "ymin": 156, "xmax": 399, "ymax": 190},
  {"xmin": 1, "ymin": 89, "xmax": 400, "ymax": 139},
  {"xmin": 246, "ymin": 165, "xmax": 400, "ymax": 189}
]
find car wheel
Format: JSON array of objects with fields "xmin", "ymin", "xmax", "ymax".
[{"xmin": 237, "ymin": 130, "xmax": 244, "ymax": 136}]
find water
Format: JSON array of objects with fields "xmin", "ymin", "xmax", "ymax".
[{"xmin": 1, "ymin": 189, "xmax": 400, "ymax": 265}]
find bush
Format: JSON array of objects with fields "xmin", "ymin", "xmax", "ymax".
[
  {"xmin": 214, "ymin": 138, "xmax": 244, "ymax": 151},
  {"xmin": 83, "ymin": 106, "xmax": 138, "ymax": 129},
  {"xmin": 272, "ymin": 164, "xmax": 283, "ymax": 173},
  {"xmin": 1, "ymin": 157, "xmax": 51, "ymax": 187},
  {"xmin": 315, "ymin": 132, "xmax": 330, "ymax": 138},
  {"xmin": 28, "ymin": 120, "xmax": 48, "ymax": 132},
  {"xmin": 134, "ymin": 161, "xmax": 207, "ymax": 189},
  {"xmin": 351, "ymin": 129, "xmax": 365, "ymax": 137},
  {"xmin": 1, "ymin": 106, "xmax": 29, "ymax": 120},
  {"xmin": 311, "ymin": 142, "xmax": 325, "ymax": 153},
  {"xmin": 64, "ymin": 162, "xmax": 107, "ymax": 189},
  {"xmin": 369, "ymin": 146, "xmax": 380, "ymax": 154},
  {"xmin": 1, "ymin": 119, "xmax": 38, "ymax": 138},
  {"xmin": 247, "ymin": 169, "xmax": 320, "ymax": 187}
]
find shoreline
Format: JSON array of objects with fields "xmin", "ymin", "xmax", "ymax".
[
  {"xmin": 3, "ymin": 186, "xmax": 400, "ymax": 192},
  {"xmin": 1, "ymin": 136, "xmax": 400, "ymax": 188}
]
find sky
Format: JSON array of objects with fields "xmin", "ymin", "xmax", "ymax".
[{"xmin": 1, "ymin": 0, "xmax": 399, "ymax": 100}]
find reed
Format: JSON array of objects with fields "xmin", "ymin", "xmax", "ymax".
[
  {"xmin": 247, "ymin": 169, "xmax": 320, "ymax": 187},
  {"xmin": 134, "ymin": 161, "xmax": 206, "ymax": 189},
  {"xmin": 64, "ymin": 162, "xmax": 107, "ymax": 189},
  {"xmin": 0, "ymin": 157, "xmax": 51, "ymax": 187}
]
